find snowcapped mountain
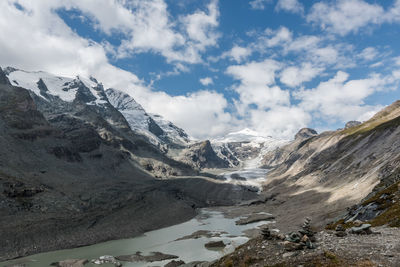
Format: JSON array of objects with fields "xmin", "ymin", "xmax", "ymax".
[
  {"xmin": 5, "ymin": 67, "xmax": 107, "ymax": 105},
  {"xmin": 105, "ymin": 88, "xmax": 193, "ymax": 148},
  {"xmin": 211, "ymin": 128, "xmax": 288, "ymax": 167},
  {"xmin": 4, "ymin": 67, "xmax": 193, "ymax": 149}
]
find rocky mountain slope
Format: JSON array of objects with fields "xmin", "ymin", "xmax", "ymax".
[
  {"xmin": 0, "ymin": 67, "xmax": 259, "ymax": 261},
  {"xmin": 204, "ymin": 102, "xmax": 400, "ymax": 266},
  {"xmin": 257, "ymin": 99, "xmax": 400, "ymax": 230}
]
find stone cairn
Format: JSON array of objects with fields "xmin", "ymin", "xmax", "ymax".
[
  {"xmin": 261, "ymin": 226, "xmax": 272, "ymax": 239},
  {"xmin": 283, "ymin": 217, "xmax": 316, "ymax": 251},
  {"xmin": 261, "ymin": 226, "xmax": 285, "ymax": 241}
]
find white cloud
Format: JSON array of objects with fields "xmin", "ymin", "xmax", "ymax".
[
  {"xmin": 394, "ymin": 56, "xmax": 400, "ymax": 66},
  {"xmin": 62, "ymin": 0, "xmax": 220, "ymax": 64},
  {"xmin": 181, "ymin": 0, "xmax": 220, "ymax": 52},
  {"xmin": 262, "ymin": 27, "xmax": 293, "ymax": 48},
  {"xmin": 295, "ymin": 71, "xmax": 391, "ymax": 121},
  {"xmin": 199, "ymin": 77, "xmax": 214, "ymax": 86},
  {"xmin": 275, "ymin": 0, "xmax": 304, "ymax": 14},
  {"xmin": 137, "ymin": 90, "xmax": 234, "ymax": 138},
  {"xmin": 280, "ymin": 63, "xmax": 323, "ymax": 87},
  {"xmin": 221, "ymin": 45, "xmax": 252, "ymax": 63},
  {"xmin": 227, "ymin": 59, "xmax": 281, "ymax": 87},
  {"xmin": 249, "ymin": 107, "xmax": 311, "ymax": 138},
  {"xmin": 249, "ymin": 0, "xmax": 272, "ymax": 10},
  {"xmin": 226, "ymin": 59, "xmax": 290, "ymax": 112},
  {"xmin": 306, "ymin": 0, "xmax": 400, "ymax": 36}
]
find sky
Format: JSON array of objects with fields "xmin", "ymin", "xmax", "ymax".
[{"xmin": 0, "ymin": 0, "xmax": 400, "ymax": 140}]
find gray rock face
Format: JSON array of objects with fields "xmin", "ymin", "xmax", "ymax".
[
  {"xmin": 345, "ymin": 121, "xmax": 361, "ymax": 129},
  {"xmin": 294, "ymin": 128, "xmax": 318, "ymax": 140},
  {"xmin": 0, "ymin": 67, "xmax": 10, "ymax": 85},
  {"xmin": 179, "ymin": 140, "xmax": 230, "ymax": 169}
]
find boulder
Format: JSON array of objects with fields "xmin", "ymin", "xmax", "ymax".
[{"xmin": 349, "ymin": 224, "xmax": 372, "ymax": 235}]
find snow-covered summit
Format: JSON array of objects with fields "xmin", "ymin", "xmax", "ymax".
[
  {"xmin": 105, "ymin": 88, "xmax": 193, "ymax": 147},
  {"xmin": 5, "ymin": 67, "xmax": 107, "ymax": 105}
]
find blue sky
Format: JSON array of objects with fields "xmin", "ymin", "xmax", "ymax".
[{"xmin": 1, "ymin": 0, "xmax": 400, "ymax": 139}]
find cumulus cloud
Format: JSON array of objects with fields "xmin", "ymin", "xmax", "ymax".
[
  {"xmin": 280, "ymin": 63, "xmax": 324, "ymax": 87},
  {"xmin": 249, "ymin": 107, "xmax": 311, "ymax": 138},
  {"xmin": 307, "ymin": 0, "xmax": 400, "ymax": 36},
  {"xmin": 61, "ymin": 0, "xmax": 221, "ymax": 64},
  {"xmin": 221, "ymin": 45, "xmax": 252, "ymax": 63},
  {"xmin": 199, "ymin": 77, "xmax": 214, "ymax": 86},
  {"xmin": 262, "ymin": 27, "xmax": 293, "ymax": 48},
  {"xmin": 140, "ymin": 90, "xmax": 234, "ymax": 138},
  {"xmin": 295, "ymin": 71, "xmax": 392, "ymax": 122},
  {"xmin": 275, "ymin": 0, "xmax": 304, "ymax": 14}
]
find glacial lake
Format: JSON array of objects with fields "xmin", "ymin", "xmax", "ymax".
[{"xmin": 2, "ymin": 209, "xmax": 272, "ymax": 267}]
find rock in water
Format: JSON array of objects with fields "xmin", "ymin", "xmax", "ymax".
[
  {"xmin": 50, "ymin": 259, "xmax": 88, "ymax": 267},
  {"xmin": 91, "ymin": 255, "xmax": 121, "ymax": 266},
  {"xmin": 116, "ymin": 251, "xmax": 178, "ymax": 262},
  {"xmin": 204, "ymin": 241, "xmax": 226, "ymax": 249}
]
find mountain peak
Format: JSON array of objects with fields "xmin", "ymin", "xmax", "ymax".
[{"xmin": 295, "ymin": 128, "xmax": 318, "ymax": 140}]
